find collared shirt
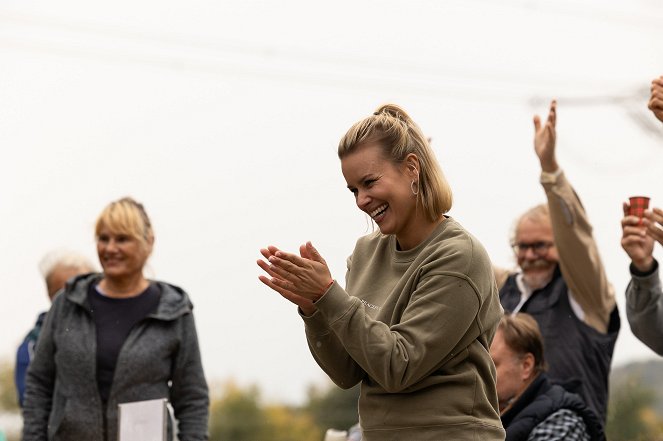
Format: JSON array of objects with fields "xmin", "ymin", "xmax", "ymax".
[{"xmin": 513, "ymin": 272, "xmax": 586, "ymax": 321}]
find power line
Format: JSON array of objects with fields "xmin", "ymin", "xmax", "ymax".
[
  {"xmin": 1, "ymin": 6, "xmax": 660, "ymax": 138},
  {"xmin": 0, "ymin": 7, "xmax": 643, "ymax": 93}
]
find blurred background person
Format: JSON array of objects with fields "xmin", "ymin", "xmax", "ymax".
[
  {"xmin": 15, "ymin": 249, "xmax": 94, "ymax": 408},
  {"xmin": 495, "ymin": 101, "xmax": 619, "ymax": 427},
  {"xmin": 258, "ymin": 104, "xmax": 504, "ymax": 440},
  {"xmin": 22, "ymin": 197, "xmax": 209, "ymax": 441},
  {"xmin": 491, "ymin": 313, "xmax": 603, "ymax": 440}
]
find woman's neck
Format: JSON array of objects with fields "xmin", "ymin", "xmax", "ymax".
[
  {"xmin": 396, "ymin": 215, "xmax": 445, "ymax": 251},
  {"xmin": 99, "ymin": 273, "xmax": 149, "ymax": 298}
]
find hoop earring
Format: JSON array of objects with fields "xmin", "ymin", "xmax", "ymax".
[{"xmin": 411, "ymin": 180, "xmax": 419, "ymax": 196}]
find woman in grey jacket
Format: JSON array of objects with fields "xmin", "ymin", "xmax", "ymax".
[{"xmin": 22, "ymin": 197, "xmax": 209, "ymax": 441}]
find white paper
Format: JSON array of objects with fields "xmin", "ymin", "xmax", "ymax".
[
  {"xmin": 118, "ymin": 398, "xmax": 167, "ymax": 441},
  {"xmin": 324, "ymin": 428, "xmax": 348, "ymax": 441}
]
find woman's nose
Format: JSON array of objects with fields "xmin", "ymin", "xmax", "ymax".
[
  {"xmin": 356, "ymin": 189, "xmax": 371, "ymax": 209},
  {"xmin": 105, "ymin": 239, "xmax": 118, "ymax": 251}
]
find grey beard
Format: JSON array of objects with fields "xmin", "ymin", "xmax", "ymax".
[{"xmin": 522, "ymin": 268, "xmax": 555, "ymax": 291}]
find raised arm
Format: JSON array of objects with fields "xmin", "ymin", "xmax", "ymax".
[
  {"xmin": 621, "ymin": 203, "xmax": 663, "ymax": 354},
  {"xmin": 534, "ymin": 100, "xmax": 614, "ymax": 333}
]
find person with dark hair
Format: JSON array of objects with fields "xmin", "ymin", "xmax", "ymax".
[
  {"xmin": 258, "ymin": 104, "xmax": 505, "ymax": 440},
  {"xmin": 495, "ymin": 101, "xmax": 620, "ymax": 426},
  {"xmin": 22, "ymin": 197, "xmax": 209, "ymax": 441},
  {"xmin": 491, "ymin": 314, "xmax": 604, "ymax": 441},
  {"xmin": 620, "ymin": 74, "xmax": 663, "ymax": 356},
  {"xmin": 15, "ymin": 250, "xmax": 94, "ymax": 407}
]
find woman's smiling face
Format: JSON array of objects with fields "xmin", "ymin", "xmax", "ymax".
[{"xmin": 341, "ymin": 143, "xmax": 418, "ymax": 243}]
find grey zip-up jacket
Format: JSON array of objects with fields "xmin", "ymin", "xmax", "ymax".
[{"xmin": 22, "ymin": 273, "xmax": 209, "ymax": 441}]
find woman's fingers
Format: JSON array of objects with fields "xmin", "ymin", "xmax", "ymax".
[
  {"xmin": 258, "ymin": 257, "xmax": 301, "ymax": 285},
  {"xmin": 258, "ymin": 244, "xmax": 332, "ymax": 302},
  {"xmin": 305, "ymin": 241, "xmax": 327, "ymax": 265},
  {"xmin": 258, "ymin": 274, "xmax": 316, "ymax": 311},
  {"xmin": 274, "ymin": 250, "xmax": 308, "ymax": 268},
  {"xmin": 259, "ymin": 274, "xmax": 295, "ymax": 298}
]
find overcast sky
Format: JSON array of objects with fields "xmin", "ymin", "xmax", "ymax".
[{"xmin": 1, "ymin": 0, "xmax": 663, "ymax": 405}]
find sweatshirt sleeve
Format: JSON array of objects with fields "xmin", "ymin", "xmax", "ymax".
[
  {"xmin": 303, "ymin": 304, "xmax": 366, "ymax": 389},
  {"xmin": 170, "ymin": 312, "xmax": 210, "ymax": 441},
  {"xmin": 22, "ymin": 300, "xmax": 59, "ymax": 441},
  {"xmin": 541, "ymin": 171, "xmax": 615, "ymax": 333},
  {"xmin": 626, "ymin": 261, "xmax": 663, "ymax": 356},
  {"xmin": 306, "ymin": 271, "xmax": 483, "ymax": 393}
]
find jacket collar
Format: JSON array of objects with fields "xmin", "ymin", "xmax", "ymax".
[{"xmin": 63, "ymin": 272, "xmax": 192, "ymax": 321}]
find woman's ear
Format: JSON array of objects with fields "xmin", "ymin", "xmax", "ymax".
[
  {"xmin": 404, "ymin": 153, "xmax": 420, "ymax": 178},
  {"xmin": 146, "ymin": 235, "xmax": 155, "ymax": 256}
]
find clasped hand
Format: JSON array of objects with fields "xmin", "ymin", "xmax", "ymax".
[{"xmin": 257, "ymin": 241, "xmax": 333, "ymax": 315}]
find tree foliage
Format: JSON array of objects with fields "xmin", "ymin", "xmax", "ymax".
[
  {"xmin": 0, "ymin": 359, "xmax": 19, "ymax": 413},
  {"xmin": 305, "ymin": 381, "xmax": 360, "ymax": 434},
  {"xmin": 262, "ymin": 406, "xmax": 319, "ymax": 441},
  {"xmin": 607, "ymin": 375, "xmax": 662, "ymax": 441},
  {"xmin": 208, "ymin": 381, "xmax": 320, "ymax": 441},
  {"xmin": 209, "ymin": 381, "xmax": 267, "ymax": 441}
]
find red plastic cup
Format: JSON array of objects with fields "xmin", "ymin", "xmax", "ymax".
[{"xmin": 628, "ymin": 196, "xmax": 650, "ymax": 218}]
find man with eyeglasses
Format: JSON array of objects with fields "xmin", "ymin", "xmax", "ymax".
[{"xmin": 495, "ymin": 100, "xmax": 620, "ymax": 430}]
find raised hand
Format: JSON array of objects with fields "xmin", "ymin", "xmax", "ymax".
[
  {"xmin": 533, "ymin": 100, "xmax": 559, "ymax": 173},
  {"xmin": 621, "ymin": 202, "xmax": 655, "ymax": 272},
  {"xmin": 649, "ymin": 76, "xmax": 663, "ymax": 123}
]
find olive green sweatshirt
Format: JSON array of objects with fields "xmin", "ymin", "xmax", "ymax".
[{"xmin": 303, "ymin": 217, "xmax": 505, "ymax": 440}]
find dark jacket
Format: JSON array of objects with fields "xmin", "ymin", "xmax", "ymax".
[
  {"xmin": 502, "ymin": 373, "xmax": 604, "ymax": 441},
  {"xmin": 22, "ymin": 273, "xmax": 209, "ymax": 441},
  {"xmin": 15, "ymin": 312, "xmax": 46, "ymax": 408},
  {"xmin": 500, "ymin": 266, "xmax": 620, "ymax": 424}
]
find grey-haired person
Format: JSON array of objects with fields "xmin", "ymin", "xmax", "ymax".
[
  {"xmin": 15, "ymin": 250, "xmax": 94, "ymax": 407},
  {"xmin": 495, "ymin": 101, "xmax": 619, "ymax": 427}
]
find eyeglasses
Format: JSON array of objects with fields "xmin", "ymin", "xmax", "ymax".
[{"xmin": 511, "ymin": 241, "xmax": 554, "ymax": 256}]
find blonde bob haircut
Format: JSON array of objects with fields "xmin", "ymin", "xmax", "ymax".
[
  {"xmin": 337, "ymin": 104, "xmax": 452, "ymax": 222},
  {"xmin": 95, "ymin": 197, "xmax": 154, "ymax": 251}
]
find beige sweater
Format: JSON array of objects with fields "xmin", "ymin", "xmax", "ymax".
[{"xmin": 303, "ymin": 217, "xmax": 505, "ymax": 440}]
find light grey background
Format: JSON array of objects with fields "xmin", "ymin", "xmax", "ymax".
[{"xmin": 1, "ymin": 0, "xmax": 662, "ymax": 404}]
